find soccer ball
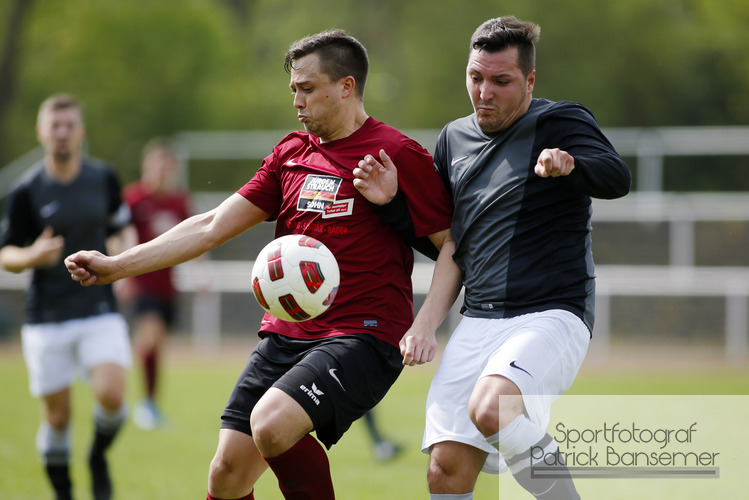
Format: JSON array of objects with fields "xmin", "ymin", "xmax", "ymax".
[{"xmin": 251, "ymin": 234, "xmax": 340, "ymax": 322}]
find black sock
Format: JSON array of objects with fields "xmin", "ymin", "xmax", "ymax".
[
  {"xmin": 45, "ymin": 462, "xmax": 73, "ymax": 500},
  {"xmin": 88, "ymin": 411, "xmax": 125, "ymax": 500},
  {"xmin": 89, "ymin": 430, "xmax": 113, "ymax": 500},
  {"xmin": 506, "ymin": 436, "xmax": 580, "ymax": 500}
]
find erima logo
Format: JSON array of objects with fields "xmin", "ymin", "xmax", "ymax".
[{"xmin": 300, "ymin": 383, "xmax": 324, "ymax": 405}]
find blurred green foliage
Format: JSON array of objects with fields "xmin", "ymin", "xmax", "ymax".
[{"xmin": 1, "ymin": 0, "xmax": 748, "ymax": 187}]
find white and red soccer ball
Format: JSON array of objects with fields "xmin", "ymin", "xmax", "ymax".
[{"xmin": 251, "ymin": 234, "xmax": 340, "ymax": 322}]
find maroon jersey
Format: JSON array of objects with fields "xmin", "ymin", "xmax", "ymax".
[
  {"xmin": 238, "ymin": 117, "xmax": 453, "ymax": 347},
  {"xmin": 123, "ymin": 181, "xmax": 190, "ymax": 300}
]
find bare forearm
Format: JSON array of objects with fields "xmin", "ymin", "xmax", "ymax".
[
  {"xmin": 106, "ymin": 224, "xmax": 138, "ymax": 256},
  {"xmin": 413, "ymin": 239, "xmax": 462, "ymax": 331},
  {"xmin": 111, "ymin": 211, "xmax": 225, "ymax": 280},
  {"xmin": 0, "ymin": 246, "xmax": 37, "ymax": 273}
]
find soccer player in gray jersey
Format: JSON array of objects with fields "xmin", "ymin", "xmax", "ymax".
[
  {"xmin": 354, "ymin": 16, "xmax": 630, "ymax": 500},
  {"xmin": 0, "ymin": 94, "xmax": 135, "ymax": 500}
]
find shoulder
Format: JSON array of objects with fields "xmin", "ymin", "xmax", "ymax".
[
  {"xmin": 535, "ymin": 98, "xmax": 597, "ymax": 122},
  {"xmin": 439, "ymin": 114, "xmax": 478, "ymax": 139},
  {"xmin": 9, "ymin": 162, "xmax": 45, "ymax": 194},
  {"xmin": 363, "ymin": 118, "xmax": 417, "ymax": 147},
  {"xmin": 276, "ymin": 130, "xmax": 312, "ymax": 149},
  {"xmin": 80, "ymin": 157, "xmax": 121, "ymax": 182}
]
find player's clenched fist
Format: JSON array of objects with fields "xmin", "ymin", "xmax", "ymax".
[
  {"xmin": 534, "ymin": 148, "xmax": 575, "ymax": 178},
  {"xmin": 399, "ymin": 329, "xmax": 437, "ymax": 366},
  {"xmin": 65, "ymin": 250, "xmax": 118, "ymax": 286}
]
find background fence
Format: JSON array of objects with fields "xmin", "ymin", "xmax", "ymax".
[{"xmin": 2, "ymin": 126, "xmax": 748, "ymax": 358}]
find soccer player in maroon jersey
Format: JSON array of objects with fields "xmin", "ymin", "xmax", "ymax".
[
  {"xmin": 121, "ymin": 138, "xmax": 190, "ymax": 430},
  {"xmin": 66, "ymin": 30, "xmax": 453, "ymax": 500}
]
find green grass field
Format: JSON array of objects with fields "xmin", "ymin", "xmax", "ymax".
[{"xmin": 1, "ymin": 339, "xmax": 747, "ymax": 499}]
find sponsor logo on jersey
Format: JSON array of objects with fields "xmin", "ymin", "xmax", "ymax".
[
  {"xmin": 322, "ymin": 198, "xmax": 353, "ymax": 219},
  {"xmin": 297, "ymin": 174, "xmax": 348, "ymax": 215}
]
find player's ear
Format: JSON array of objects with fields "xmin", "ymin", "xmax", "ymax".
[
  {"xmin": 340, "ymin": 76, "xmax": 356, "ymax": 98},
  {"xmin": 527, "ymin": 70, "xmax": 536, "ymax": 93}
]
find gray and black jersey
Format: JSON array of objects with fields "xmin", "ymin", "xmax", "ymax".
[
  {"xmin": 434, "ymin": 99, "xmax": 630, "ymax": 333},
  {"xmin": 0, "ymin": 159, "xmax": 131, "ymax": 324}
]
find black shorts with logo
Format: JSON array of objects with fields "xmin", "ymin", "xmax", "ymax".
[{"xmin": 220, "ymin": 333, "xmax": 403, "ymax": 448}]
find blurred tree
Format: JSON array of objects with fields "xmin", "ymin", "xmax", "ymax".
[
  {"xmin": 0, "ymin": 0, "xmax": 34, "ymax": 166},
  {"xmin": 0, "ymin": 0, "xmax": 747, "ymax": 191}
]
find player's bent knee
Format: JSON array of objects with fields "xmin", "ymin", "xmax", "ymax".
[
  {"xmin": 427, "ymin": 444, "xmax": 484, "ymax": 494},
  {"xmin": 469, "ymin": 376, "xmax": 524, "ymax": 434},
  {"xmin": 249, "ymin": 417, "xmax": 286, "ymax": 456},
  {"xmin": 208, "ymin": 455, "xmax": 237, "ymax": 491}
]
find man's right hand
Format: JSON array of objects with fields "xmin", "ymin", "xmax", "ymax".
[{"xmin": 65, "ymin": 250, "xmax": 118, "ymax": 286}]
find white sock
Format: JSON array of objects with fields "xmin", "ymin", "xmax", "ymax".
[
  {"xmin": 94, "ymin": 404, "xmax": 127, "ymax": 434},
  {"xmin": 487, "ymin": 414, "xmax": 546, "ymax": 470},
  {"xmin": 429, "ymin": 494, "xmax": 474, "ymax": 500},
  {"xmin": 37, "ymin": 422, "xmax": 71, "ymax": 465}
]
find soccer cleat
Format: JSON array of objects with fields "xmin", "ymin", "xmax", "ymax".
[{"xmin": 133, "ymin": 400, "xmax": 162, "ymax": 431}]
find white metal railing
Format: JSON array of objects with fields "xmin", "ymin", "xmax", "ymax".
[
  {"xmin": 1, "ymin": 261, "xmax": 746, "ymax": 358},
  {"xmin": 3, "ymin": 127, "xmax": 749, "ymax": 356}
]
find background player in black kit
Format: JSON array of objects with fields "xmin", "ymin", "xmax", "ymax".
[
  {"xmin": 354, "ymin": 16, "xmax": 631, "ymax": 500},
  {"xmin": 0, "ymin": 94, "xmax": 135, "ymax": 500}
]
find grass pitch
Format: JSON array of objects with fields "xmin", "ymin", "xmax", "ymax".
[{"xmin": 0, "ymin": 339, "xmax": 747, "ymax": 499}]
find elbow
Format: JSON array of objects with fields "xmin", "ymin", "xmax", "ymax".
[
  {"xmin": 0, "ymin": 252, "xmax": 24, "ymax": 274},
  {"xmin": 615, "ymin": 170, "xmax": 633, "ymax": 198}
]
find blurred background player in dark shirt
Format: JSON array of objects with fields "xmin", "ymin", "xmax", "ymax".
[{"xmin": 0, "ymin": 94, "xmax": 135, "ymax": 500}]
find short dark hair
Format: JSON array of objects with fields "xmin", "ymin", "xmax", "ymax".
[
  {"xmin": 470, "ymin": 16, "xmax": 540, "ymax": 77},
  {"xmin": 37, "ymin": 93, "xmax": 83, "ymax": 124},
  {"xmin": 284, "ymin": 29, "xmax": 369, "ymax": 98}
]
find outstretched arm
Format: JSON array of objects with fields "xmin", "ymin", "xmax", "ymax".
[
  {"xmin": 66, "ymin": 194, "xmax": 268, "ymax": 286},
  {"xmin": 354, "ymin": 150, "xmax": 441, "ymax": 260},
  {"xmin": 400, "ymin": 232, "xmax": 462, "ymax": 366}
]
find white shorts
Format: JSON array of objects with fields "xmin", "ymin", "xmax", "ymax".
[
  {"xmin": 422, "ymin": 310, "xmax": 589, "ymax": 474},
  {"xmin": 21, "ymin": 313, "xmax": 132, "ymax": 397}
]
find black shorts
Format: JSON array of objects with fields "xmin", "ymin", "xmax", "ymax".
[
  {"xmin": 134, "ymin": 294, "xmax": 177, "ymax": 328},
  {"xmin": 220, "ymin": 333, "xmax": 403, "ymax": 449}
]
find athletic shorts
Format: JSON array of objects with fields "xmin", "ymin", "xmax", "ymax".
[
  {"xmin": 422, "ymin": 309, "xmax": 589, "ymax": 474},
  {"xmin": 134, "ymin": 294, "xmax": 177, "ymax": 328},
  {"xmin": 221, "ymin": 332, "xmax": 403, "ymax": 449},
  {"xmin": 21, "ymin": 313, "xmax": 132, "ymax": 397}
]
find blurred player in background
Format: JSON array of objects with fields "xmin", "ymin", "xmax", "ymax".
[
  {"xmin": 362, "ymin": 409, "xmax": 402, "ymax": 461},
  {"xmin": 65, "ymin": 30, "xmax": 453, "ymax": 500},
  {"xmin": 121, "ymin": 137, "xmax": 190, "ymax": 430},
  {"xmin": 0, "ymin": 94, "xmax": 136, "ymax": 500},
  {"xmin": 354, "ymin": 16, "xmax": 631, "ymax": 499}
]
